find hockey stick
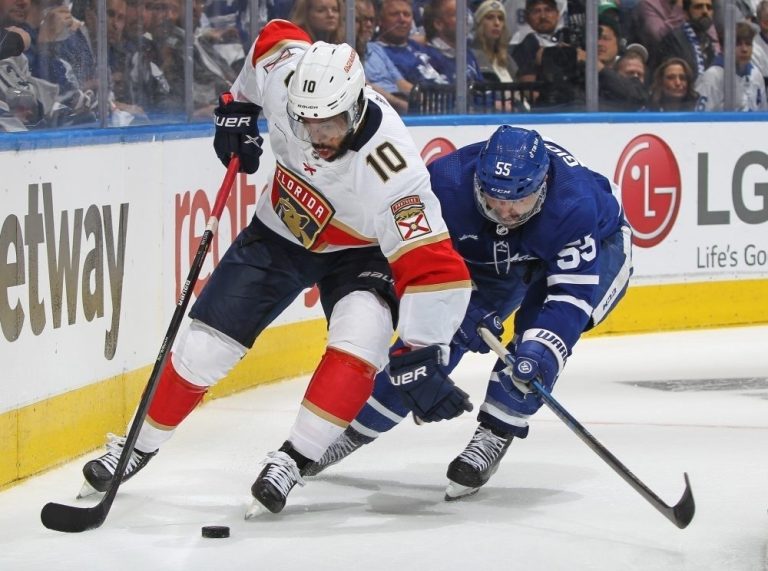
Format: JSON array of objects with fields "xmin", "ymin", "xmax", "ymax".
[
  {"xmin": 478, "ymin": 327, "xmax": 695, "ymax": 529},
  {"xmin": 40, "ymin": 157, "xmax": 241, "ymax": 533}
]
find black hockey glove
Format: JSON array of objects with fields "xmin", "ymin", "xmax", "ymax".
[
  {"xmin": 453, "ymin": 293, "xmax": 504, "ymax": 354},
  {"xmin": 213, "ymin": 92, "xmax": 263, "ymax": 174},
  {"xmin": 389, "ymin": 346, "xmax": 473, "ymax": 422}
]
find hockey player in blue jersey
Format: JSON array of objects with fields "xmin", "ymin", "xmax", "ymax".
[{"xmin": 303, "ymin": 125, "xmax": 633, "ymax": 500}]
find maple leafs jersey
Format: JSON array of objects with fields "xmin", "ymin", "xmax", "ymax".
[
  {"xmin": 228, "ymin": 20, "xmax": 471, "ymax": 356},
  {"xmin": 428, "ymin": 138, "xmax": 627, "ymax": 354}
]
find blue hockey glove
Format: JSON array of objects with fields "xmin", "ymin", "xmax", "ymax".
[
  {"xmin": 389, "ymin": 346, "xmax": 473, "ymax": 422},
  {"xmin": 213, "ymin": 92, "xmax": 263, "ymax": 174},
  {"xmin": 453, "ymin": 297, "xmax": 504, "ymax": 354},
  {"xmin": 498, "ymin": 329, "xmax": 568, "ymax": 407}
]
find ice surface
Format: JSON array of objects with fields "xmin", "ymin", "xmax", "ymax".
[{"xmin": 2, "ymin": 326, "xmax": 767, "ymax": 570}]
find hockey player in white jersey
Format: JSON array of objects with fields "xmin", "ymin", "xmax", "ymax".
[
  {"xmin": 304, "ymin": 126, "xmax": 633, "ymax": 501},
  {"xmin": 78, "ymin": 19, "xmax": 472, "ymax": 517}
]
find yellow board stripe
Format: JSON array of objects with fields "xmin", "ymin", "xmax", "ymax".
[{"xmin": 2, "ymin": 279, "xmax": 767, "ymax": 490}]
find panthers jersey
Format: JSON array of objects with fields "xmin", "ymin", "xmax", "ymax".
[{"xmin": 229, "ymin": 20, "xmax": 471, "ymax": 354}]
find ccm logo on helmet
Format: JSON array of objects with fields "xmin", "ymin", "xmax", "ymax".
[
  {"xmin": 215, "ymin": 116, "xmax": 252, "ymax": 128},
  {"xmin": 390, "ymin": 366, "xmax": 428, "ymax": 386}
]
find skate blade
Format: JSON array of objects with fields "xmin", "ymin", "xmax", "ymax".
[
  {"xmin": 444, "ymin": 481, "xmax": 480, "ymax": 502},
  {"xmin": 244, "ymin": 499, "xmax": 270, "ymax": 520},
  {"xmin": 76, "ymin": 480, "xmax": 101, "ymax": 499}
]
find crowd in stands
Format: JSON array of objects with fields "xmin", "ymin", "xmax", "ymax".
[{"xmin": 1, "ymin": 0, "xmax": 766, "ymax": 131}]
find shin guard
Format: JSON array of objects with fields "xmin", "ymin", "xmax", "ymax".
[
  {"xmin": 303, "ymin": 348, "xmax": 377, "ymax": 425},
  {"xmin": 147, "ymin": 357, "xmax": 208, "ymax": 429}
]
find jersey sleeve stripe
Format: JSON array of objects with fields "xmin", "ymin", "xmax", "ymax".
[
  {"xmin": 547, "ymin": 274, "xmax": 600, "ymax": 286},
  {"xmin": 544, "ymin": 294, "xmax": 593, "ymax": 316},
  {"xmin": 251, "ymin": 20, "xmax": 311, "ymax": 66},
  {"xmin": 387, "ymin": 232, "xmax": 452, "ymax": 263},
  {"xmin": 389, "ymin": 238, "xmax": 470, "ymax": 298}
]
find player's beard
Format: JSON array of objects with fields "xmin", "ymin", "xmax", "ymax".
[{"xmin": 312, "ymin": 130, "xmax": 355, "ymax": 162}]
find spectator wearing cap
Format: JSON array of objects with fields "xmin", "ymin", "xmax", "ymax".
[
  {"xmin": 505, "ymin": 0, "xmax": 566, "ymax": 46},
  {"xmin": 471, "ymin": 0, "xmax": 518, "ymax": 81},
  {"xmin": 655, "ymin": 0, "xmax": 721, "ymax": 80},
  {"xmin": 752, "ymin": 0, "xmax": 768, "ymax": 84},
  {"xmin": 616, "ymin": 46, "xmax": 648, "ymax": 84},
  {"xmin": 511, "ymin": 0, "xmax": 569, "ymax": 81},
  {"xmin": 695, "ymin": 21, "xmax": 767, "ymax": 111},
  {"xmin": 596, "ymin": 15, "xmax": 648, "ymax": 110}
]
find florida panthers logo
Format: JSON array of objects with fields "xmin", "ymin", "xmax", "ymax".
[
  {"xmin": 391, "ymin": 195, "xmax": 432, "ymax": 240},
  {"xmin": 272, "ymin": 163, "xmax": 335, "ymax": 248}
]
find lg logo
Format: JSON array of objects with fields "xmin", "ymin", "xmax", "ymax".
[{"xmin": 615, "ymin": 134, "xmax": 681, "ymax": 248}]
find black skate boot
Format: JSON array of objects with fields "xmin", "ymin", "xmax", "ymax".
[
  {"xmin": 246, "ymin": 443, "xmax": 307, "ymax": 518},
  {"xmin": 444, "ymin": 422, "xmax": 513, "ymax": 501},
  {"xmin": 78, "ymin": 433, "xmax": 158, "ymax": 498},
  {"xmin": 302, "ymin": 426, "xmax": 375, "ymax": 477}
]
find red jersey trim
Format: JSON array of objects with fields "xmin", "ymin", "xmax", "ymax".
[
  {"xmin": 252, "ymin": 20, "xmax": 311, "ymax": 66},
  {"xmin": 389, "ymin": 239, "xmax": 470, "ymax": 297}
]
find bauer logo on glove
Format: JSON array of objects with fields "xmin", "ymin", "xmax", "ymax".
[{"xmin": 390, "ymin": 365, "xmax": 428, "ymax": 386}]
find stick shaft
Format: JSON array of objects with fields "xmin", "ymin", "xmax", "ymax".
[
  {"xmin": 479, "ymin": 327, "xmax": 694, "ymax": 529},
  {"xmin": 41, "ymin": 158, "xmax": 241, "ymax": 532}
]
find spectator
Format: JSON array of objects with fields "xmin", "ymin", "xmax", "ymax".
[
  {"xmin": 505, "ymin": 0, "xmax": 566, "ymax": 46},
  {"xmin": 356, "ymin": 0, "xmax": 412, "ymax": 114},
  {"xmin": 422, "ymin": 0, "xmax": 482, "ymax": 83},
  {"xmin": 696, "ymin": 21, "xmax": 767, "ymax": 111},
  {"xmin": 633, "ymin": 0, "xmax": 687, "ymax": 52},
  {"xmin": 646, "ymin": 56, "xmax": 699, "ymax": 110},
  {"xmin": 142, "ymin": 0, "xmax": 185, "ymax": 115},
  {"xmin": 752, "ymin": 0, "xmax": 768, "ymax": 83},
  {"xmin": 375, "ymin": 0, "xmax": 450, "ymax": 86},
  {"xmin": 115, "ymin": 0, "xmax": 173, "ymax": 115},
  {"xmin": 512, "ymin": 0, "xmax": 586, "ymax": 109},
  {"xmin": 596, "ymin": 16, "xmax": 648, "ymax": 110},
  {"xmin": 289, "ymin": 0, "xmax": 344, "ymax": 43},
  {"xmin": 616, "ymin": 45, "xmax": 648, "ymax": 84},
  {"xmin": 471, "ymin": 0, "xmax": 518, "ymax": 81},
  {"xmin": 656, "ymin": 0, "xmax": 720, "ymax": 80}
]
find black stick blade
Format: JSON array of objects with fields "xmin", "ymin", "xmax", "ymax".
[
  {"xmin": 670, "ymin": 473, "xmax": 695, "ymax": 529},
  {"xmin": 41, "ymin": 501, "xmax": 108, "ymax": 533}
]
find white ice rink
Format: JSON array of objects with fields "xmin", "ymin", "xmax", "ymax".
[{"xmin": 2, "ymin": 326, "xmax": 767, "ymax": 571}]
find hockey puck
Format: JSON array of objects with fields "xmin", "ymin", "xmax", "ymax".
[{"xmin": 201, "ymin": 525, "xmax": 230, "ymax": 538}]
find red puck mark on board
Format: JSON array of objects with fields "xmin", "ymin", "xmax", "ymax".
[{"xmin": 615, "ymin": 134, "xmax": 682, "ymax": 248}]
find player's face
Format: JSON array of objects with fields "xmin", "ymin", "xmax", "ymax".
[
  {"xmin": 484, "ymin": 192, "xmax": 541, "ymax": 226},
  {"xmin": 301, "ymin": 115, "xmax": 350, "ymax": 160}
]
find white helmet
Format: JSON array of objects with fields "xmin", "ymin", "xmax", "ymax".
[{"xmin": 287, "ymin": 42, "xmax": 367, "ymax": 144}]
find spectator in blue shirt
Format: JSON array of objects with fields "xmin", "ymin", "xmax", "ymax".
[{"xmin": 356, "ymin": 0, "xmax": 412, "ymax": 114}]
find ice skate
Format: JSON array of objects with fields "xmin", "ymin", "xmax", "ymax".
[
  {"xmin": 302, "ymin": 426, "xmax": 374, "ymax": 477},
  {"xmin": 444, "ymin": 423, "xmax": 513, "ymax": 501},
  {"xmin": 246, "ymin": 450, "xmax": 305, "ymax": 518},
  {"xmin": 77, "ymin": 433, "xmax": 157, "ymax": 498}
]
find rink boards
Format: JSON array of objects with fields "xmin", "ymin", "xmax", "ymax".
[{"xmin": 1, "ymin": 116, "xmax": 766, "ymax": 488}]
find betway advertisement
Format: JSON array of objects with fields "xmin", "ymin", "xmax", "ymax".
[{"xmin": 1, "ymin": 120, "xmax": 766, "ymax": 412}]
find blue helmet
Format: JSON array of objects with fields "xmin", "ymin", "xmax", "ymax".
[{"xmin": 474, "ymin": 126, "xmax": 550, "ymax": 228}]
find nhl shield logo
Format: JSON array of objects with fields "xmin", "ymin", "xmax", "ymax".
[{"xmin": 391, "ymin": 195, "xmax": 432, "ymax": 241}]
